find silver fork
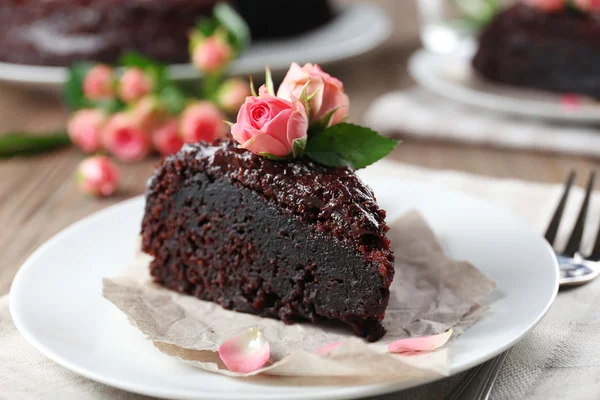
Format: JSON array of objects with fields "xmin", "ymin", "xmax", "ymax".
[{"xmin": 445, "ymin": 171, "xmax": 599, "ymax": 400}]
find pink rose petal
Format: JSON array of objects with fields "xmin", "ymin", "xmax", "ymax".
[
  {"xmin": 388, "ymin": 329, "xmax": 453, "ymax": 353},
  {"xmin": 315, "ymin": 342, "xmax": 342, "ymax": 356},
  {"xmin": 218, "ymin": 328, "xmax": 270, "ymax": 373}
]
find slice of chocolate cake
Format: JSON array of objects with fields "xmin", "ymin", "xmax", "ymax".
[
  {"xmin": 141, "ymin": 138, "xmax": 395, "ymax": 341},
  {"xmin": 473, "ymin": 4, "xmax": 600, "ymax": 99}
]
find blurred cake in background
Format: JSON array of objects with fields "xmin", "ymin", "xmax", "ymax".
[
  {"xmin": 473, "ymin": 2, "xmax": 600, "ymax": 99},
  {"xmin": 0, "ymin": 0, "xmax": 334, "ymax": 66},
  {"xmin": 236, "ymin": 0, "xmax": 334, "ymax": 39}
]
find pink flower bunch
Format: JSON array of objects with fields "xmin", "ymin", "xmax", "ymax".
[
  {"xmin": 69, "ymin": 65, "xmax": 240, "ymax": 161},
  {"xmin": 523, "ymin": 0, "xmax": 600, "ymax": 12},
  {"xmin": 230, "ymin": 63, "xmax": 350, "ymax": 158},
  {"xmin": 82, "ymin": 65, "xmax": 154, "ymax": 103},
  {"xmin": 68, "ymin": 100, "xmax": 227, "ymax": 161}
]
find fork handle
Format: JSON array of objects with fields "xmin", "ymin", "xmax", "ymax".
[{"xmin": 445, "ymin": 350, "xmax": 511, "ymax": 400}]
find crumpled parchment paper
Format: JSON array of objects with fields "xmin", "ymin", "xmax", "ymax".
[{"xmin": 102, "ymin": 210, "xmax": 496, "ymax": 383}]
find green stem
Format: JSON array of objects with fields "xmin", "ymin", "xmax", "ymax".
[
  {"xmin": 202, "ymin": 73, "xmax": 222, "ymax": 101},
  {"xmin": 0, "ymin": 132, "xmax": 72, "ymax": 158}
]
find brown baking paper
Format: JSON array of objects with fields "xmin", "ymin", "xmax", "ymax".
[{"xmin": 102, "ymin": 211, "xmax": 496, "ymax": 382}]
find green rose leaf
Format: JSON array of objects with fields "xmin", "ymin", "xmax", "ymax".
[
  {"xmin": 213, "ymin": 2, "xmax": 250, "ymax": 54},
  {"xmin": 305, "ymin": 123, "xmax": 398, "ymax": 170},
  {"xmin": 64, "ymin": 62, "xmax": 93, "ymax": 110},
  {"xmin": 0, "ymin": 132, "xmax": 71, "ymax": 158},
  {"xmin": 159, "ymin": 85, "xmax": 187, "ymax": 115},
  {"xmin": 195, "ymin": 17, "xmax": 219, "ymax": 38},
  {"xmin": 292, "ymin": 136, "xmax": 307, "ymax": 158}
]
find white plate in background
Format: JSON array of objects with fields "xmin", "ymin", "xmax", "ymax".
[
  {"xmin": 409, "ymin": 49, "xmax": 600, "ymax": 124},
  {"xmin": 0, "ymin": 5, "xmax": 391, "ymax": 90},
  {"xmin": 10, "ymin": 175, "xmax": 558, "ymax": 399}
]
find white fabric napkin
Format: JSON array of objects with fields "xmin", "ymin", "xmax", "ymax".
[
  {"xmin": 364, "ymin": 89, "xmax": 600, "ymax": 158},
  {"xmin": 3, "ymin": 161, "xmax": 600, "ymax": 400}
]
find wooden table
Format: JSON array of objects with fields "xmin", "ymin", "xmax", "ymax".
[{"xmin": 0, "ymin": 1, "xmax": 598, "ymax": 296}]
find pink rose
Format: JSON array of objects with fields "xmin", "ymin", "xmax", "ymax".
[
  {"xmin": 102, "ymin": 112, "xmax": 151, "ymax": 162},
  {"xmin": 83, "ymin": 65, "xmax": 115, "ymax": 100},
  {"xmin": 523, "ymin": 0, "xmax": 565, "ymax": 11},
  {"xmin": 119, "ymin": 68, "xmax": 153, "ymax": 102},
  {"xmin": 152, "ymin": 119, "xmax": 184, "ymax": 156},
  {"xmin": 217, "ymin": 78, "xmax": 251, "ymax": 114},
  {"xmin": 277, "ymin": 63, "xmax": 349, "ymax": 127},
  {"xmin": 67, "ymin": 109, "xmax": 106, "ymax": 153},
  {"xmin": 76, "ymin": 155, "xmax": 120, "ymax": 197},
  {"xmin": 192, "ymin": 36, "xmax": 233, "ymax": 73},
  {"xmin": 231, "ymin": 94, "xmax": 308, "ymax": 158},
  {"xmin": 180, "ymin": 101, "xmax": 227, "ymax": 144},
  {"xmin": 574, "ymin": 0, "xmax": 600, "ymax": 11}
]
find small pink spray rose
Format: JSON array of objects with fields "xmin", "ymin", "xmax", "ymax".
[
  {"xmin": 83, "ymin": 65, "xmax": 115, "ymax": 100},
  {"xmin": 67, "ymin": 109, "xmax": 106, "ymax": 153},
  {"xmin": 192, "ymin": 36, "xmax": 233, "ymax": 74},
  {"xmin": 216, "ymin": 78, "xmax": 251, "ymax": 114},
  {"xmin": 119, "ymin": 68, "xmax": 154, "ymax": 103},
  {"xmin": 180, "ymin": 101, "xmax": 227, "ymax": 144},
  {"xmin": 231, "ymin": 94, "xmax": 309, "ymax": 158},
  {"xmin": 152, "ymin": 119, "xmax": 184, "ymax": 156},
  {"xmin": 277, "ymin": 62, "xmax": 349, "ymax": 127},
  {"xmin": 102, "ymin": 112, "xmax": 151, "ymax": 162},
  {"xmin": 76, "ymin": 155, "xmax": 120, "ymax": 197}
]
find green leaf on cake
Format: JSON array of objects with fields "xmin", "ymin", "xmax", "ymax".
[{"xmin": 305, "ymin": 123, "xmax": 398, "ymax": 170}]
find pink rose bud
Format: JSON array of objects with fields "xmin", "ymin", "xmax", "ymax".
[
  {"xmin": 152, "ymin": 119, "xmax": 184, "ymax": 156},
  {"xmin": 119, "ymin": 68, "xmax": 154, "ymax": 103},
  {"xmin": 67, "ymin": 109, "xmax": 106, "ymax": 153},
  {"xmin": 192, "ymin": 36, "xmax": 233, "ymax": 74},
  {"xmin": 523, "ymin": 0, "xmax": 565, "ymax": 11},
  {"xmin": 277, "ymin": 62, "xmax": 349, "ymax": 127},
  {"xmin": 83, "ymin": 65, "xmax": 115, "ymax": 100},
  {"xmin": 180, "ymin": 101, "xmax": 227, "ymax": 144},
  {"xmin": 102, "ymin": 112, "xmax": 151, "ymax": 162},
  {"xmin": 217, "ymin": 78, "xmax": 251, "ymax": 114},
  {"xmin": 231, "ymin": 94, "xmax": 308, "ymax": 158},
  {"xmin": 574, "ymin": 0, "xmax": 600, "ymax": 11},
  {"xmin": 76, "ymin": 155, "xmax": 120, "ymax": 197},
  {"xmin": 132, "ymin": 96, "xmax": 164, "ymax": 132}
]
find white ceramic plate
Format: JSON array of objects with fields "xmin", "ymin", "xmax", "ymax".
[
  {"xmin": 10, "ymin": 176, "xmax": 558, "ymax": 400},
  {"xmin": 0, "ymin": 5, "xmax": 390, "ymax": 90},
  {"xmin": 409, "ymin": 49, "xmax": 600, "ymax": 123}
]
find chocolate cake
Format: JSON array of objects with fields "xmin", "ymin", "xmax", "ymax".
[
  {"xmin": 0, "ymin": 0, "xmax": 334, "ymax": 66},
  {"xmin": 235, "ymin": 0, "xmax": 334, "ymax": 39},
  {"xmin": 141, "ymin": 138, "xmax": 395, "ymax": 341},
  {"xmin": 473, "ymin": 4, "xmax": 600, "ymax": 99}
]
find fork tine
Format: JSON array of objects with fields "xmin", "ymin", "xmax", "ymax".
[
  {"xmin": 588, "ymin": 171, "xmax": 600, "ymax": 261},
  {"xmin": 545, "ymin": 171, "xmax": 576, "ymax": 246},
  {"xmin": 563, "ymin": 171, "xmax": 596, "ymax": 257}
]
